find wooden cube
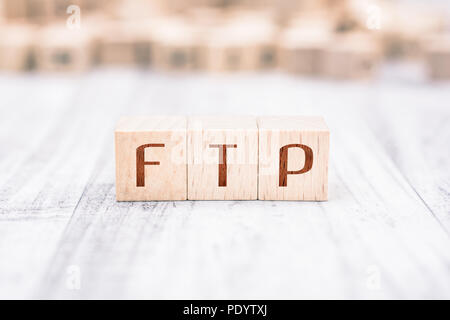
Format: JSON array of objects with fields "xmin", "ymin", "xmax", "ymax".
[
  {"xmin": 380, "ymin": 3, "xmax": 444, "ymax": 59},
  {"xmin": 187, "ymin": 116, "xmax": 258, "ymax": 200},
  {"xmin": 152, "ymin": 18, "xmax": 203, "ymax": 71},
  {"xmin": 206, "ymin": 19, "xmax": 278, "ymax": 72},
  {"xmin": 2, "ymin": 0, "xmax": 102, "ymax": 23},
  {"xmin": 36, "ymin": 26, "xmax": 92, "ymax": 72},
  {"xmin": 49, "ymin": 0, "xmax": 79, "ymax": 19},
  {"xmin": 323, "ymin": 33, "xmax": 380, "ymax": 79},
  {"xmin": 115, "ymin": 116, "xmax": 187, "ymax": 201},
  {"xmin": 0, "ymin": 24, "xmax": 35, "ymax": 71},
  {"xmin": 2, "ymin": 0, "xmax": 30, "ymax": 20},
  {"xmin": 98, "ymin": 21, "xmax": 153, "ymax": 67},
  {"xmin": 153, "ymin": 39, "xmax": 200, "ymax": 71},
  {"xmin": 79, "ymin": 0, "xmax": 106, "ymax": 12},
  {"xmin": 25, "ymin": 0, "xmax": 51, "ymax": 22},
  {"xmin": 258, "ymin": 116, "xmax": 329, "ymax": 201},
  {"xmin": 108, "ymin": 0, "xmax": 161, "ymax": 20},
  {"xmin": 0, "ymin": 1, "xmax": 5, "ymax": 22},
  {"xmin": 186, "ymin": 6, "xmax": 224, "ymax": 28},
  {"xmin": 278, "ymin": 24, "xmax": 332, "ymax": 75},
  {"xmin": 425, "ymin": 35, "xmax": 450, "ymax": 80}
]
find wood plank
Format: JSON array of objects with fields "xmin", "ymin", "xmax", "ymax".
[
  {"xmin": 0, "ymin": 71, "xmax": 449, "ymax": 299},
  {"xmin": 0, "ymin": 71, "xmax": 145, "ymax": 298},
  {"xmin": 363, "ymin": 84, "xmax": 450, "ymax": 233}
]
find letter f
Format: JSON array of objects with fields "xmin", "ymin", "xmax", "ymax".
[{"xmin": 136, "ymin": 144, "xmax": 165, "ymax": 187}]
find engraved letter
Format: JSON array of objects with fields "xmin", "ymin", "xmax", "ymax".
[
  {"xmin": 279, "ymin": 144, "xmax": 313, "ymax": 187},
  {"xmin": 209, "ymin": 144, "xmax": 237, "ymax": 187}
]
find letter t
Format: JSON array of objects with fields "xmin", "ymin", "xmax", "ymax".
[{"xmin": 209, "ymin": 144, "xmax": 237, "ymax": 187}]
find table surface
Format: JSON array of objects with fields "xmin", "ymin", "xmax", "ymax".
[{"xmin": 0, "ymin": 65, "xmax": 449, "ymax": 299}]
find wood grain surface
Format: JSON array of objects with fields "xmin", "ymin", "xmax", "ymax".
[{"xmin": 0, "ymin": 66, "xmax": 449, "ymax": 299}]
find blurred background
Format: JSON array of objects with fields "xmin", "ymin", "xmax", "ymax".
[
  {"xmin": 1, "ymin": 1, "xmax": 450, "ymax": 300},
  {"xmin": 0, "ymin": 0, "xmax": 449, "ymax": 80}
]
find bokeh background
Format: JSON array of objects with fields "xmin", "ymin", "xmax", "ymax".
[{"xmin": 0, "ymin": 0, "xmax": 449, "ymax": 80}]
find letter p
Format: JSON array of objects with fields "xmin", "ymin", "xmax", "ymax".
[{"xmin": 279, "ymin": 144, "xmax": 313, "ymax": 187}]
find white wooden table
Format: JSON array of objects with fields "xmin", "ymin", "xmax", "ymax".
[{"xmin": 0, "ymin": 65, "xmax": 449, "ymax": 299}]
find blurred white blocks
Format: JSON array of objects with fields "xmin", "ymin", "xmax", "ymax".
[
  {"xmin": 258, "ymin": 116, "xmax": 329, "ymax": 201},
  {"xmin": 97, "ymin": 21, "xmax": 153, "ymax": 67},
  {"xmin": 379, "ymin": 2, "xmax": 444, "ymax": 59},
  {"xmin": 279, "ymin": 25, "xmax": 380, "ymax": 79},
  {"xmin": 1, "ymin": 0, "xmax": 105, "ymax": 22},
  {"xmin": 0, "ymin": 0, "xmax": 447, "ymax": 81},
  {"xmin": 322, "ymin": 33, "xmax": 381, "ymax": 79},
  {"xmin": 424, "ymin": 35, "xmax": 450, "ymax": 80},
  {"xmin": 1, "ymin": 0, "xmax": 48, "ymax": 22},
  {"xmin": 36, "ymin": 25, "xmax": 92, "ymax": 72},
  {"xmin": 0, "ymin": 24, "xmax": 35, "ymax": 71},
  {"xmin": 279, "ymin": 24, "xmax": 332, "ymax": 75},
  {"xmin": 206, "ymin": 17, "xmax": 278, "ymax": 72},
  {"xmin": 152, "ymin": 18, "xmax": 203, "ymax": 71}
]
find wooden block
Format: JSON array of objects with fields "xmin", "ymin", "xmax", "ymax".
[
  {"xmin": 230, "ymin": 14, "xmax": 278, "ymax": 70},
  {"xmin": 0, "ymin": 24, "xmax": 35, "ymax": 71},
  {"xmin": 36, "ymin": 26, "xmax": 92, "ymax": 72},
  {"xmin": 206, "ymin": 13, "xmax": 278, "ymax": 72},
  {"xmin": 49, "ymin": 0, "xmax": 79, "ymax": 19},
  {"xmin": 22, "ymin": 0, "xmax": 52, "ymax": 22},
  {"xmin": 152, "ymin": 18, "xmax": 203, "ymax": 71},
  {"xmin": 98, "ymin": 21, "xmax": 153, "ymax": 67},
  {"xmin": 45, "ymin": 0, "xmax": 105, "ymax": 20},
  {"xmin": 187, "ymin": 116, "xmax": 258, "ymax": 200},
  {"xmin": 109, "ymin": 0, "xmax": 161, "ymax": 20},
  {"xmin": 0, "ymin": 1, "xmax": 5, "ymax": 22},
  {"xmin": 2, "ymin": 0, "xmax": 100, "ymax": 23},
  {"xmin": 115, "ymin": 116, "xmax": 187, "ymax": 201},
  {"xmin": 380, "ymin": 3, "xmax": 444, "ymax": 59},
  {"xmin": 278, "ymin": 24, "xmax": 332, "ymax": 75},
  {"xmin": 2, "ymin": 0, "xmax": 28, "ymax": 20},
  {"xmin": 162, "ymin": 0, "xmax": 201, "ymax": 13},
  {"xmin": 424, "ymin": 35, "xmax": 450, "ymax": 80},
  {"xmin": 206, "ymin": 19, "xmax": 278, "ymax": 72},
  {"xmin": 186, "ymin": 6, "xmax": 224, "ymax": 28},
  {"xmin": 258, "ymin": 116, "xmax": 329, "ymax": 201},
  {"xmin": 322, "ymin": 33, "xmax": 380, "ymax": 79},
  {"xmin": 79, "ymin": 0, "xmax": 106, "ymax": 12}
]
